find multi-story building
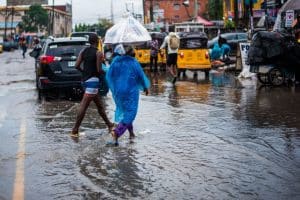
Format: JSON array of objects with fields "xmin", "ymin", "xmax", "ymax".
[
  {"xmin": 7, "ymin": 0, "xmax": 48, "ymax": 6},
  {"xmin": 0, "ymin": 3, "xmax": 72, "ymax": 38},
  {"xmin": 144, "ymin": 0, "xmax": 209, "ymax": 26}
]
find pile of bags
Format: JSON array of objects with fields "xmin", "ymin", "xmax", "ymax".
[{"xmin": 248, "ymin": 31, "xmax": 300, "ymax": 66}]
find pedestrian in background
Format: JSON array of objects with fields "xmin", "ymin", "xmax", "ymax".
[
  {"xmin": 150, "ymin": 33, "xmax": 159, "ymax": 72},
  {"xmin": 160, "ymin": 32, "xmax": 180, "ymax": 84},
  {"xmin": 218, "ymin": 37, "xmax": 231, "ymax": 61},
  {"xmin": 71, "ymin": 34, "xmax": 114, "ymax": 137},
  {"xmin": 106, "ymin": 44, "xmax": 150, "ymax": 145},
  {"xmin": 19, "ymin": 36, "xmax": 27, "ymax": 58},
  {"xmin": 293, "ymin": 14, "xmax": 300, "ymax": 42}
]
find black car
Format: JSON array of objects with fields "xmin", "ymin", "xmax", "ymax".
[
  {"xmin": 35, "ymin": 37, "xmax": 89, "ymax": 96},
  {"xmin": 69, "ymin": 31, "xmax": 98, "ymax": 38},
  {"xmin": 207, "ymin": 32, "xmax": 248, "ymax": 55}
]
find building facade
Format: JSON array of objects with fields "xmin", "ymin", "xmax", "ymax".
[
  {"xmin": 7, "ymin": 0, "xmax": 48, "ymax": 6},
  {"xmin": 144, "ymin": 0, "xmax": 209, "ymax": 26},
  {"xmin": 0, "ymin": 4, "xmax": 72, "ymax": 38}
]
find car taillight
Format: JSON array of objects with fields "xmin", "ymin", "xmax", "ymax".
[
  {"xmin": 205, "ymin": 51, "xmax": 209, "ymax": 59},
  {"xmin": 40, "ymin": 56, "xmax": 61, "ymax": 64},
  {"xmin": 180, "ymin": 52, "xmax": 184, "ymax": 58}
]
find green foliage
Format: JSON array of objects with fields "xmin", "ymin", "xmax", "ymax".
[
  {"xmin": 74, "ymin": 18, "xmax": 113, "ymax": 37},
  {"xmin": 208, "ymin": 0, "xmax": 223, "ymax": 20},
  {"xmin": 19, "ymin": 4, "xmax": 48, "ymax": 32},
  {"xmin": 225, "ymin": 20, "xmax": 235, "ymax": 29}
]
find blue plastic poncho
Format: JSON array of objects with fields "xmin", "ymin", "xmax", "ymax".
[
  {"xmin": 210, "ymin": 43, "xmax": 222, "ymax": 60},
  {"xmin": 221, "ymin": 44, "xmax": 231, "ymax": 58},
  {"xmin": 106, "ymin": 55, "xmax": 150, "ymax": 124}
]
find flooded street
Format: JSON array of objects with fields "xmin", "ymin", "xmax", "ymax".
[{"xmin": 0, "ymin": 50, "xmax": 300, "ymax": 200}]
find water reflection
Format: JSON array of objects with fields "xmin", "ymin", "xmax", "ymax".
[
  {"xmin": 78, "ymin": 145, "xmax": 147, "ymax": 199},
  {"xmin": 30, "ymin": 70, "xmax": 300, "ymax": 199}
]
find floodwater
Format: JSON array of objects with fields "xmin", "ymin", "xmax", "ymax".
[{"xmin": 0, "ymin": 51, "xmax": 300, "ymax": 200}]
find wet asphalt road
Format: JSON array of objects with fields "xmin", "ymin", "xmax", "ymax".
[{"xmin": 0, "ymin": 50, "xmax": 300, "ymax": 200}]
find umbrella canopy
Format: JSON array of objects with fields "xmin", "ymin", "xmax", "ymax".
[
  {"xmin": 104, "ymin": 15, "xmax": 151, "ymax": 45},
  {"xmin": 196, "ymin": 16, "xmax": 214, "ymax": 26}
]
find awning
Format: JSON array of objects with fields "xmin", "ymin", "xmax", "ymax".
[{"xmin": 196, "ymin": 16, "xmax": 214, "ymax": 26}]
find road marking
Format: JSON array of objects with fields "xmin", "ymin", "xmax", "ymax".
[{"xmin": 12, "ymin": 118, "xmax": 26, "ymax": 200}]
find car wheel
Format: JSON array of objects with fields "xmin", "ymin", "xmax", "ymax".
[
  {"xmin": 268, "ymin": 67, "xmax": 285, "ymax": 86},
  {"xmin": 257, "ymin": 73, "xmax": 269, "ymax": 84}
]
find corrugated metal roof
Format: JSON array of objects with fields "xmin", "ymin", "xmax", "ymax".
[{"xmin": 0, "ymin": 22, "xmax": 20, "ymax": 29}]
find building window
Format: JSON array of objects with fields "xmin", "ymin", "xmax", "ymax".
[
  {"xmin": 174, "ymin": 3, "xmax": 180, "ymax": 11},
  {"xmin": 154, "ymin": 4, "xmax": 159, "ymax": 10},
  {"xmin": 174, "ymin": 15, "xmax": 180, "ymax": 19}
]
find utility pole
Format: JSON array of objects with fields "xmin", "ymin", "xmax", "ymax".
[
  {"xmin": 150, "ymin": 0, "xmax": 153, "ymax": 22},
  {"xmin": 265, "ymin": 0, "xmax": 268, "ymax": 30},
  {"xmin": 250, "ymin": 0, "xmax": 254, "ymax": 35},
  {"xmin": 194, "ymin": 0, "xmax": 198, "ymax": 21},
  {"xmin": 10, "ymin": 7, "xmax": 14, "ymax": 36},
  {"xmin": 234, "ymin": 0, "xmax": 239, "ymax": 30},
  {"xmin": 142, "ymin": 0, "xmax": 145, "ymax": 24},
  {"xmin": 4, "ymin": 6, "xmax": 8, "ymax": 40},
  {"xmin": 52, "ymin": 0, "xmax": 54, "ymax": 36}
]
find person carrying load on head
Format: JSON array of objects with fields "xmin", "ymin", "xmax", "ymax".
[{"xmin": 107, "ymin": 44, "xmax": 150, "ymax": 146}]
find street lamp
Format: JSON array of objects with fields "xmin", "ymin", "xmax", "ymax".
[
  {"xmin": 182, "ymin": 0, "xmax": 189, "ymax": 7},
  {"xmin": 182, "ymin": 0, "xmax": 198, "ymax": 21}
]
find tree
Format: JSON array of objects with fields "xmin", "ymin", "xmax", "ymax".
[
  {"xmin": 74, "ymin": 18, "xmax": 113, "ymax": 37},
  {"xmin": 97, "ymin": 18, "xmax": 113, "ymax": 37},
  {"xmin": 208, "ymin": 0, "xmax": 223, "ymax": 20},
  {"xmin": 19, "ymin": 4, "xmax": 48, "ymax": 32}
]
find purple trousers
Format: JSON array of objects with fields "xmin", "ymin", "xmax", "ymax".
[{"xmin": 114, "ymin": 123, "xmax": 133, "ymax": 138}]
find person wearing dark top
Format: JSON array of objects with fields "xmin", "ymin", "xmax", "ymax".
[
  {"xmin": 150, "ymin": 34, "xmax": 159, "ymax": 72},
  {"xmin": 71, "ymin": 34, "xmax": 114, "ymax": 137}
]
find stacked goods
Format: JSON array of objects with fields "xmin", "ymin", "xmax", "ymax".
[{"xmin": 248, "ymin": 31, "xmax": 300, "ymax": 66}]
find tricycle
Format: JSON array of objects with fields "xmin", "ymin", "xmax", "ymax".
[{"xmin": 248, "ymin": 31, "xmax": 300, "ymax": 86}]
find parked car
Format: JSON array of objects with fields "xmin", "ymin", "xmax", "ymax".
[
  {"xmin": 207, "ymin": 32, "xmax": 248, "ymax": 55},
  {"xmin": 2, "ymin": 40, "xmax": 19, "ymax": 51},
  {"xmin": 35, "ymin": 37, "xmax": 90, "ymax": 97},
  {"xmin": 69, "ymin": 31, "xmax": 103, "ymax": 51}
]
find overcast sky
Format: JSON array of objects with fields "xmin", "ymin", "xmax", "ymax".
[
  {"xmin": 0, "ymin": 0, "xmax": 143, "ymax": 24},
  {"xmin": 53, "ymin": 0, "xmax": 143, "ymax": 24}
]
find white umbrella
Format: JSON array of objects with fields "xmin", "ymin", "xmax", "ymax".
[{"xmin": 104, "ymin": 14, "xmax": 151, "ymax": 45}]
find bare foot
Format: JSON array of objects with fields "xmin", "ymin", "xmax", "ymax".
[
  {"xmin": 108, "ymin": 123, "xmax": 116, "ymax": 133},
  {"xmin": 70, "ymin": 130, "xmax": 79, "ymax": 138},
  {"xmin": 111, "ymin": 130, "xmax": 119, "ymax": 146}
]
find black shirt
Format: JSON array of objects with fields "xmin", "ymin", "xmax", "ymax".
[{"xmin": 81, "ymin": 46, "xmax": 99, "ymax": 81}]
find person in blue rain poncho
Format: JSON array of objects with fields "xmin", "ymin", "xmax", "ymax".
[{"xmin": 106, "ymin": 44, "xmax": 150, "ymax": 145}]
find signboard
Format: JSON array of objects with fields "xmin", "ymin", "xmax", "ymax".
[
  {"xmin": 285, "ymin": 10, "xmax": 294, "ymax": 27},
  {"xmin": 238, "ymin": 42, "xmax": 255, "ymax": 78}
]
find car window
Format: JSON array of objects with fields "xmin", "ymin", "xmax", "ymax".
[
  {"xmin": 71, "ymin": 32, "xmax": 97, "ymax": 39},
  {"xmin": 180, "ymin": 38, "xmax": 207, "ymax": 48},
  {"xmin": 222, "ymin": 34, "xmax": 236, "ymax": 41},
  {"xmin": 238, "ymin": 33, "xmax": 247, "ymax": 40},
  {"xmin": 46, "ymin": 41, "xmax": 89, "ymax": 56}
]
